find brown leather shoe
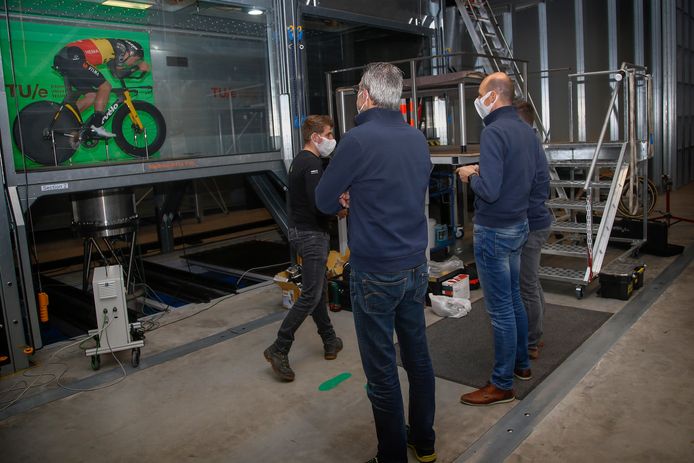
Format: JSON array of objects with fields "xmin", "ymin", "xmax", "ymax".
[
  {"xmin": 528, "ymin": 341, "xmax": 544, "ymax": 360},
  {"xmin": 514, "ymin": 368, "xmax": 532, "ymax": 381},
  {"xmin": 460, "ymin": 383, "xmax": 515, "ymax": 406}
]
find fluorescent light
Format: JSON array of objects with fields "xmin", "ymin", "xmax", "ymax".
[
  {"xmin": 102, "ymin": 0, "xmax": 153, "ymax": 9},
  {"xmin": 248, "ymin": 8, "xmax": 263, "ymax": 15}
]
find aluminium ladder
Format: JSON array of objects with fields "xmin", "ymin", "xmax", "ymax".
[{"xmin": 454, "ymin": 0, "xmax": 548, "ymax": 140}]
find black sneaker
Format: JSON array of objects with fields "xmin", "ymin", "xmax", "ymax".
[
  {"xmin": 263, "ymin": 345, "xmax": 295, "ymax": 382},
  {"xmin": 407, "ymin": 425, "xmax": 437, "ymax": 463},
  {"xmin": 324, "ymin": 337, "xmax": 343, "ymax": 360}
]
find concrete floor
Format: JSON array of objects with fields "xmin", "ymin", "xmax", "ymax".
[{"xmin": 1, "ymin": 183, "xmax": 693, "ymax": 462}]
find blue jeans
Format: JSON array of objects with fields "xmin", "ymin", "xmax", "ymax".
[
  {"xmin": 273, "ymin": 228, "xmax": 336, "ymax": 353},
  {"xmin": 350, "ymin": 262, "xmax": 435, "ymax": 463},
  {"xmin": 473, "ymin": 221, "xmax": 530, "ymax": 391}
]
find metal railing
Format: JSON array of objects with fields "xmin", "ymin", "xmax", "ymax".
[{"xmin": 325, "ymin": 51, "xmax": 530, "ymax": 141}]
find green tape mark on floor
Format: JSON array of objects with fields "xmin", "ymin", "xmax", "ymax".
[{"xmin": 319, "ymin": 372, "xmax": 352, "ymax": 391}]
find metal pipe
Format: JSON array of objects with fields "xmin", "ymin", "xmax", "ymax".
[
  {"xmin": 568, "ymin": 80, "xmax": 574, "ymax": 143},
  {"xmin": 628, "ymin": 70, "xmax": 637, "ymax": 214},
  {"xmin": 326, "ymin": 72, "xmax": 334, "ymax": 126},
  {"xmin": 569, "ymin": 66, "xmax": 648, "ymax": 78},
  {"xmin": 411, "ymin": 60, "xmax": 418, "ymax": 129},
  {"xmin": 458, "ymin": 82, "xmax": 466, "ymax": 152},
  {"xmin": 326, "ymin": 51, "xmax": 528, "ymax": 75},
  {"xmin": 583, "ymin": 72, "xmax": 624, "ymax": 190}
]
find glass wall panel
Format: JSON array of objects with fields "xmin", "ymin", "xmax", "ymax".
[{"xmin": 0, "ymin": 0, "xmax": 276, "ymax": 172}]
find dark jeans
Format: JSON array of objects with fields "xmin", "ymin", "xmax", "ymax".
[
  {"xmin": 350, "ymin": 262, "xmax": 435, "ymax": 463},
  {"xmin": 520, "ymin": 227, "xmax": 551, "ymax": 348},
  {"xmin": 273, "ymin": 228, "xmax": 336, "ymax": 353},
  {"xmin": 474, "ymin": 221, "xmax": 530, "ymax": 391}
]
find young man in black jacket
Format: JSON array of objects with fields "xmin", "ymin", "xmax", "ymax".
[{"xmin": 264, "ymin": 115, "xmax": 344, "ymax": 382}]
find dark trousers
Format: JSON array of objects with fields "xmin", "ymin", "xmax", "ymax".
[{"xmin": 273, "ymin": 228, "xmax": 336, "ymax": 353}]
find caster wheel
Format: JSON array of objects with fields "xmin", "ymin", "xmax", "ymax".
[
  {"xmin": 131, "ymin": 348, "xmax": 141, "ymax": 368},
  {"xmin": 90, "ymin": 354, "xmax": 101, "ymax": 370},
  {"xmin": 575, "ymin": 286, "xmax": 584, "ymax": 299}
]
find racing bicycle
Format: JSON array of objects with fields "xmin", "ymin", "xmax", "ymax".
[{"xmin": 12, "ymin": 71, "xmax": 166, "ymax": 166}]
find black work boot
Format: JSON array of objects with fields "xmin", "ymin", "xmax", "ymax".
[
  {"xmin": 323, "ymin": 337, "xmax": 343, "ymax": 360},
  {"xmin": 263, "ymin": 345, "xmax": 295, "ymax": 382}
]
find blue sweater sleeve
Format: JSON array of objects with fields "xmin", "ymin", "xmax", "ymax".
[
  {"xmin": 470, "ymin": 127, "xmax": 505, "ymax": 203},
  {"xmin": 315, "ymin": 134, "xmax": 362, "ymax": 215}
]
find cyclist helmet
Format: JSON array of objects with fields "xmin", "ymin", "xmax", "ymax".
[{"xmin": 123, "ymin": 40, "xmax": 144, "ymax": 59}]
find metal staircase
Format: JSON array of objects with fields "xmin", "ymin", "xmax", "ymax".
[
  {"xmin": 539, "ymin": 64, "xmax": 653, "ymax": 298},
  {"xmin": 454, "ymin": 0, "xmax": 547, "ymax": 139}
]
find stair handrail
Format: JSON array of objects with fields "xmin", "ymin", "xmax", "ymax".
[
  {"xmin": 567, "ymin": 64, "xmax": 625, "ymax": 280},
  {"xmin": 576, "ymin": 66, "xmax": 626, "ymax": 191}
]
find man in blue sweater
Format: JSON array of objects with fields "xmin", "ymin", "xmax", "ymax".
[
  {"xmin": 457, "ymin": 72, "xmax": 543, "ymax": 406},
  {"xmin": 516, "ymin": 100, "xmax": 552, "ymax": 360},
  {"xmin": 316, "ymin": 62, "xmax": 436, "ymax": 463}
]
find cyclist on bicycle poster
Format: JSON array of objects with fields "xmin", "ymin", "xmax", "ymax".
[{"xmin": 53, "ymin": 38, "xmax": 150, "ymax": 138}]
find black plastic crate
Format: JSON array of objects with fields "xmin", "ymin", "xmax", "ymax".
[{"xmin": 599, "ymin": 272, "xmax": 635, "ymax": 300}]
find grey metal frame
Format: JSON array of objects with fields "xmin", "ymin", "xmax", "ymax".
[
  {"xmin": 325, "ymin": 51, "xmax": 528, "ymax": 140},
  {"xmin": 574, "ymin": 0, "xmax": 586, "ymax": 142},
  {"xmin": 0, "ymin": 188, "xmax": 30, "ymax": 374},
  {"xmin": 538, "ymin": 2, "xmax": 550, "ymax": 138}
]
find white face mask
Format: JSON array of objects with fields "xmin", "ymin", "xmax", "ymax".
[
  {"xmin": 315, "ymin": 136, "xmax": 336, "ymax": 157},
  {"xmin": 474, "ymin": 91, "xmax": 496, "ymax": 119},
  {"xmin": 356, "ymin": 90, "xmax": 368, "ymax": 114}
]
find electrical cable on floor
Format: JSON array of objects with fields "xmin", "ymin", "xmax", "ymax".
[
  {"xmin": 145, "ymin": 260, "xmax": 288, "ymax": 331},
  {"xmin": 0, "ymin": 314, "xmax": 126, "ymax": 411},
  {"xmin": 177, "ymin": 217, "xmax": 194, "ymax": 275},
  {"xmin": 56, "ymin": 315, "xmax": 127, "ymax": 392},
  {"xmin": 234, "ymin": 261, "xmax": 291, "ymax": 289}
]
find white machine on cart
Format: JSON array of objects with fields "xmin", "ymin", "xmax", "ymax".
[{"xmin": 86, "ymin": 265, "xmax": 144, "ymax": 370}]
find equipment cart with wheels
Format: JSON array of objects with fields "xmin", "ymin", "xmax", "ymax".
[{"xmin": 85, "ymin": 265, "xmax": 144, "ymax": 370}]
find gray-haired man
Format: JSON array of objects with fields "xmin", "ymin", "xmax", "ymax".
[{"xmin": 316, "ymin": 62, "xmax": 436, "ymax": 463}]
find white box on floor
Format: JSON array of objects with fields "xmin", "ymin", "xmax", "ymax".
[{"xmin": 442, "ymin": 274, "xmax": 470, "ymax": 299}]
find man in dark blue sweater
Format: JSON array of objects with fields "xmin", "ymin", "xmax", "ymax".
[
  {"xmin": 316, "ymin": 62, "xmax": 436, "ymax": 463},
  {"xmin": 516, "ymin": 100, "xmax": 552, "ymax": 360},
  {"xmin": 457, "ymin": 72, "xmax": 543, "ymax": 406}
]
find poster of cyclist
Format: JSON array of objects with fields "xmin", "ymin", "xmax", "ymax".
[{"xmin": 0, "ymin": 20, "xmax": 166, "ymax": 170}]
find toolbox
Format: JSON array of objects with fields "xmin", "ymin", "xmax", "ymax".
[{"xmin": 599, "ymin": 262, "xmax": 646, "ymax": 300}]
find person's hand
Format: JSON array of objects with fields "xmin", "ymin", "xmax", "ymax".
[
  {"xmin": 339, "ymin": 191, "xmax": 350, "ymax": 208},
  {"xmin": 456, "ymin": 165, "xmax": 478, "ymax": 183},
  {"xmin": 337, "ymin": 208, "xmax": 349, "ymax": 219},
  {"xmin": 138, "ymin": 61, "xmax": 150, "ymax": 73}
]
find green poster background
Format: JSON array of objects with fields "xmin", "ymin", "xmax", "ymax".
[{"xmin": 0, "ymin": 20, "xmax": 156, "ymax": 170}]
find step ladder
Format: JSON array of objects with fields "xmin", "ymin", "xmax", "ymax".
[
  {"xmin": 454, "ymin": 0, "xmax": 547, "ymax": 139},
  {"xmin": 538, "ymin": 64, "xmax": 652, "ymax": 298},
  {"xmin": 540, "ymin": 142, "xmax": 644, "ymax": 298}
]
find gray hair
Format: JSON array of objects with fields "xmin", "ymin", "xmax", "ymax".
[{"xmin": 359, "ymin": 62, "xmax": 403, "ymax": 111}]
